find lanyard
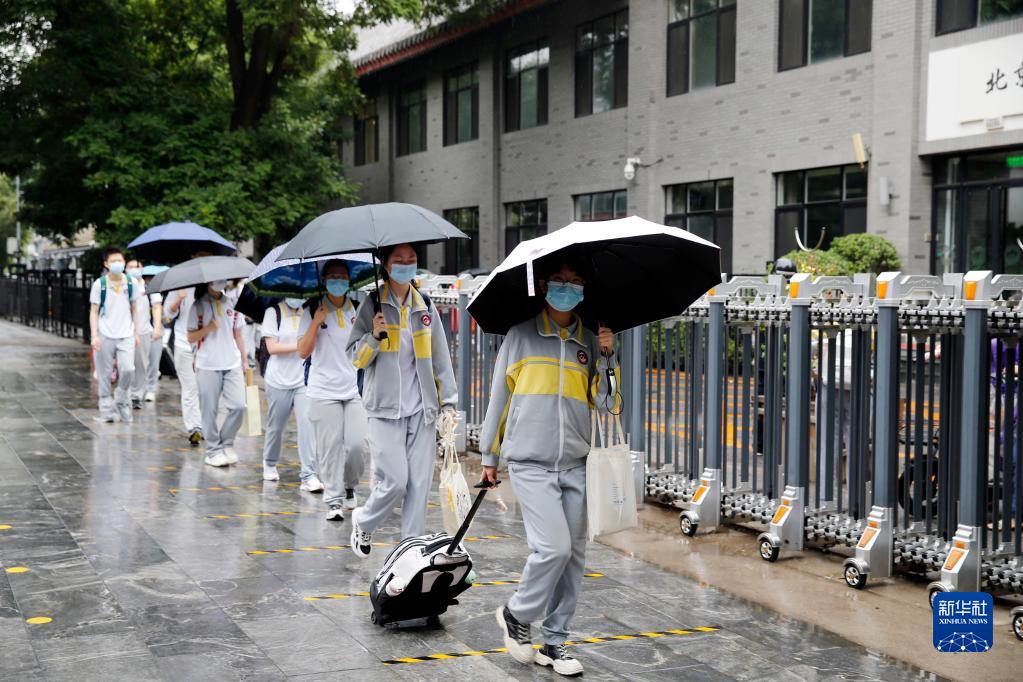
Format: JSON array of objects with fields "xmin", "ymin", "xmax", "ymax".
[
  {"xmin": 335, "ymin": 304, "xmax": 346, "ymax": 329},
  {"xmin": 285, "ymin": 306, "xmax": 299, "ymax": 332}
]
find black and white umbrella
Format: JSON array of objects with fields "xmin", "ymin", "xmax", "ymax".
[{"xmin": 467, "ymin": 216, "xmax": 722, "ymax": 335}]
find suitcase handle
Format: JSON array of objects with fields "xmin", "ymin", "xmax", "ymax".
[{"xmin": 446, "ymin": 480, "xmax": 500, "ymax": 555}]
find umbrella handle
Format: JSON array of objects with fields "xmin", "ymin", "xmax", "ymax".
[{"xmin": 372, "ymin": 252, "xmax": 388, "ymax": 341}]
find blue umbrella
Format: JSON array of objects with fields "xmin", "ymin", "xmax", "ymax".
[
  {"xmin": 140, "ymin": 265, "xmax": 169, "ymax": 277},
  {"xmin": 128, "ymin": 222, "xmax": 237, "ymax": 263},
  {"xmin": 248, "ymin": 242, "xmax": 374, "ymax": 299}
]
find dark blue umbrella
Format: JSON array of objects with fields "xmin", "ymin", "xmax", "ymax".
[
  {"xmin": 128, "ymin": 222, "xmax": 237, "ymax": 263},
  {"xmin": 248, "ymin": 242, "xmax": 374, "ymax": 299}
]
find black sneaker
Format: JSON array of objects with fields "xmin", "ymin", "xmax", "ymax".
[
  {"xmin": 131, "ymin": 398, "xmax": 143, "ymax": 410},
  {"xmin": 535, "ymin": 643, "xmax": 583, "ymax": 676},
  {"xmin": 343, "ymin": 487, "xmax": 357, "ymax": 510},
  {"xmin": 495, "ymin": 604, "xmax": 534, "ymax": 664},
  {"xmin": 188, "ymin": 429, "xmax": 202, "ymax": 446}
]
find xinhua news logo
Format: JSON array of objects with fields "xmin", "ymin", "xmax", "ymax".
[{"xmin": 932, "ymin": 592, "xmax": 993, "ymax": 653}]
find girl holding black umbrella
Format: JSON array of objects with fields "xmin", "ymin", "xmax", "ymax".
[
  {"xmin": 479, "ymin": 253, "xmax": 616, "ymax": 677},
  {"xmin": 345, "ymin": 243, "xmax": 458, "ymax": 557}
]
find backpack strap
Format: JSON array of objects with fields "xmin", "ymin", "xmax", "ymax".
[
  {"xmin": 99, "ymin": 276, "xmax": 107, "ymax": 316},
  {"xmin": 275, "ymin": 302, "xmax": 283, "ymax": 330}
]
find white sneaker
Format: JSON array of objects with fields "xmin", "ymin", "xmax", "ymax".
[
  {"xmin": 223, "ymin": 447, "xmax": 239, "ymax": 464},
  {"xmin": 93, "ymin": 415, "xmax": 116, "ymax": 424},
  {"xmin": 349, "ymin": 510, "xmax": 372, "ymax": 559},
  {"xmin": 263, "ymin": 465, "xmax": 279, "ymax": 482},
  {"xmin": 326, "ymin": 504, "xmax": 345, "ymax": 521},
  {"xmin": 343, "ymin": 488, "xmax": 357, "ymax": 510},
  {"xmin": 300, "ymin": 476, "xmax": 324, "ymax": 493},
  {"xmin": 535, "ymin": 643, "xmax": 583, "ymax": 676},
  {"xmin": 205, "ymin": 452, "xmax": 230, "ymax": 467},
  {"xmin": 144, "ymin": 392, "xmax": 156, "ymax": 402}
]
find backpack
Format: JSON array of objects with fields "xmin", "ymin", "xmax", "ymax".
[
  {"xmin": 257, "ymin": 304, "xmax": 283, "ymax": 377},
  {"xmin": 98, "ymin": 275, "xmax": 134, "ymax": 316}
]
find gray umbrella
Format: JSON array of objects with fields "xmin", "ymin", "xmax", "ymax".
[
  {"xmin": 277, "ymin": 203, "xmax": 468, "ymax": 260},
  {"xmin": 147, "ymin": 256, "xmax": 256, "ymax": 294}
]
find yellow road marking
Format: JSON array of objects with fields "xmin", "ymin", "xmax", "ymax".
[
  {"xmin": 381, "ymin": 626, "xmax": 721, "ymax": 665},
  {"xmin": 5, "ymin": 567, "xmax": 29, "ymax": 574},
  {"xmin": 0, "ymin": 525, "xmax": 10, "ymax": 530},
  {"xmin": 303, "ymin": 573, "xmax": 605, "ymax": 601},
  {"xmin": 249, "ymin": 534, "xmax": 514, "ymax": 557},
  {"xmin": 25, "ymin": 617, "xmax": 52, "ymax": 625}
]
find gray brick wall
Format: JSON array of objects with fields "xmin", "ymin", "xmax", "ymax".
[{"xmin": 343, "ymin": 1, "xmax": 1023, "ymax": 276}]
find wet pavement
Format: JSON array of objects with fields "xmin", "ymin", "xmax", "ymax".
[{"xmin": 0, "ymin": 321, "xmax": 944, "ymax": 681}]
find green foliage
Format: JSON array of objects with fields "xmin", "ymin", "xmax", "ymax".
[
  {"xmin": 0, "ymin": 0, "xmax": 496, "ymax": 252},
  {"xmin": 783, "ymin": 233, "xmax": 900, "ymax": 276},
  {"xmin": 0, "ymin": 175, "xmax": 18, "ymax": 268},
  {"xmin": 827, "ymin": 233, "xmax": 902, "ymax": 274}
]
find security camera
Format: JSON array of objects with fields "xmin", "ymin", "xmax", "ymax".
[{"xmin": 623, "ymin": 157, "xmax": 641, "ymax": 182}]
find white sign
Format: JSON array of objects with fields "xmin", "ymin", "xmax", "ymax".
[{"xmin": 926, "ymin": 33, "xmax": 1023, "ymax": 142}]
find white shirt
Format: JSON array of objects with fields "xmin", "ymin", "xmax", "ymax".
[
  {"xmin": 261, "ymin": 302, "xmax": 310, "ymax": 390},
  {"xmin": 187, "ymin": 295, "xmax": 245, "ymax": 371},
  {"xmin": 135, "ymin": 280, "xmax": 163, "ymax": 336},
  {"xmin": 391, "ymin": 288, "xmax": 423, "ymax": 418},
  {"xmin": 169, "ymin": 289, "xmax": 195, "ymax": 351},
  {"xmin": 304, "ymin": 297, "xmax": 359, "ymax": 401},
  {"xmin": 89, "ymin": 274, "xmax": 139, "ymax": 340}
]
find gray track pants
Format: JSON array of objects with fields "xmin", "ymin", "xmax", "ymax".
[
  {"xmin": 507, "ymin": 462, "xmax": 587, "ymax": 646},
  {"xmin": 307, "ymin": 396, "xmax": 368, "ymax": 507},
  {"xmin": 355, "ymin": 411, "xmax": 433, "ymax": 538},
  {"xmin": 263, "ymin": 385, "xmax": 317, "ymax": 482},
  {"xmin": 95, "ymin": 336, "xmax": 135, "ymax": 419},
  {"xmin": 174, "ymin": 346, "xmax": 202, "ymax": 432},
  {"xmin": 131, "ymin": 334, "xmax": 162, "ymax": 399},
  {"xmin": 196, "ymin": 367, "xmax": 245, "ymax": 456}
]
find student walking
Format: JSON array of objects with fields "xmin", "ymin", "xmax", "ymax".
[
  {"xmin": 126, "ymin": 259, "xmax": 163, "ymax": 408},
  {"xmin": 165, "ymin": 264, "xmax": 206, "ymax": 445},
  {"xmin": 187, "ymin": 280, "xmax": 247, "ymax": 467},
  {"xmin": 480, "ymin": 256, "xmax": 617, "ymax": 677},
  {"xmin": 298, "ymin": 260, "xmax": 368, "ymax": 520},
  {"xmin": 346, "ymin": 244, "xmax": 457, "ymax": 556},
  {"xmin": 89, "ymin": 248, "xmax": 141, "ymax": 423},
  {"xmin": 260, "ymin": 297, "xmax": 325, "ymax": 492}
]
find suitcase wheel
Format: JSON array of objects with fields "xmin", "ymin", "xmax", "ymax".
[{"xmin": 370, "ymin": 611, "xmax": 378, "ymax": 625}]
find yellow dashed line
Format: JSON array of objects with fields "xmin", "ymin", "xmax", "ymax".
[
  {"xmin": 248, "ymin": 535, "xmax": 514, "ymax": 557},
  {"xmin": 0, "ymin": 525, "xmax": 10, "ymax": 530},
  {"xmin": 381, "ymin": 626, "xmax": 722, "ymax": 665},
  {"xmin": 303, "ymin": 573, "xmax": 605, "ymax": 601},
  {"xmin": 5, "ymin": 567, "xmax": 29, "ymax": 574},
  {"xmin": 25, "ymin": 617, "xmax": 52, "ymax": 625}
]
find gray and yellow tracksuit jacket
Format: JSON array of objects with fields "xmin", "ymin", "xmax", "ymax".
[
  {"xmin": 347, "ymin": 282, "xmax": 457, "ymax": 423},
  {"xmin": 480, "ymin": 310, "xmax": 620, "ymax": 471}
]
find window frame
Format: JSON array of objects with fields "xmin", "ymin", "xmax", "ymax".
[
  {"xmin": 504, "ymin": 199, "xmax": 549, "ymax": 255},
  {"xmin": 442, "ymin": 207, "xmax": 480, "ymax": 274},
  {"xmin": 573, "ymin": 190, "xmax": 628, "ymax": 221},
  {"xmin": 396, "ymin": 81, "xmax": 427, "ymax": 157},
  {"xmin": 575, "ymin": 9, "xmax": 629, "ymax": 118},
  {"xmin": 505, "ymin": 39, "xmax": 549, "ymax": 133},
  {"xmin": 443, "ymin": 62, "xmax": 479, "ymax": 146},
  {"xmin": 773, "ymin": 163, "xmax": 868, "ymax": 258},
  {"xmin": 354, "ymin": 98, "xmax": 378, "ymax": 166},
  {"xmin": 777, "ymin": 0, "xmax": 873, "ymax": 72},
  {"xmin": 666, "ymin": 0, "xmax": 737, "ymax": 97},
  {"xmin": 664, "ymin": 178, "xmax": 734, "ymax": 272}
]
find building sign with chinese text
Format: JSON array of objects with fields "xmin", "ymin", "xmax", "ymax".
[{"xmin": 927, "ymin": 33, "xmax": 1023, "ymax": 141}]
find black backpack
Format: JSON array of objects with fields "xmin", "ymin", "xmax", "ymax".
[{"xmin": 256, "ymin": 304, "xmax": 283, "ymax": 377}]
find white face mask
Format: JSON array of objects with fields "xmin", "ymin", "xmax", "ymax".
[
  {"xmin": 210, "ymin": 279, "xmax": 227, "ymax": 293},
  {"xmin": 284, "ymin": 298, "xmax": 304, "ymax": 309}
]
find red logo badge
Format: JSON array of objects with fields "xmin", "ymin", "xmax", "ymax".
[
  {"xmin": 421, "ymin": 314, "xmax": 432, "ymax": 327},
  {"xmin": 577, "ymin": 350, "xmax": 589, "ymax": 365}
]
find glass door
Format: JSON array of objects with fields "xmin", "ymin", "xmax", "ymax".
[
  {"xmin": 1002, "ymin": 186, "xmax": 1023, "ymax": 274},
  {"xmin": 964, "ymin": 188, "xmax": 991, "ymax": 272}
]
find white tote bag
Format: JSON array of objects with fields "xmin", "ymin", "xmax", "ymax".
[
  {"xmin": 586, "ymin": 412, "xmax": 638, "ymax": 540},
  {"xmin": 438, "ymin": 411, "xmax": 473, "ymax": 536}
]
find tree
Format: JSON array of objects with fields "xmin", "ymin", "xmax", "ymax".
[{"xmin": 0, "ymin": 0, "xmax": 495, "ymax": 254}]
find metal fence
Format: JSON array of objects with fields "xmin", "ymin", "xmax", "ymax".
[{"xmin": 0, "ymin": 269, "xmax": 91, "ymax": 341}]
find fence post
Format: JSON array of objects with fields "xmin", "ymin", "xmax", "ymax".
[
  {"xmin": 935, "ymin": 271, "xmax": 992, "ymax": 596},
  {"xmin": 457, "ymin": 291, "xmax": 472, "ymax": 414},
  {"xmin": 627, "ymin": 325, "xmax": 645, "ymax": 452}
]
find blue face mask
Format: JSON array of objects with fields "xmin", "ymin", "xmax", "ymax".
[
  {"xmin": 389, "ymin": 263, "xmax": 417, "ymax": 284},
  {"xmin": 107, "ymin": 262, "xmax": 125, "ymax": 275},
  {"xmin": 284, "ymin": 298, "xmax": 304, "ymax": 309},
  {"xmin": 546, "ymin": 282, "xmax": 584, "ymax": 312},
  {"xmin": 325, "ymin": 279, "xmax": 349, "ymax": 297}
]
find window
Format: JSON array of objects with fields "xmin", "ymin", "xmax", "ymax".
[
  {"xmin": 666, "ymin": 0, "xmax": 737, "ymax": 97},
  {"xmin": 575, "ymin": 10, "xmax": 629, "ymax": 117},
  {"xmin": 354, "ymin": 98, "xmax": 378, "ymax": 166},
  {"xmin": 778, "ymin": 0, "xmax": 872, "ymax": 71},
  {"xmin": 444, "ymin": 63, "xmax": 479, "ymax": 146},
  {"xmin": 443, "ymin": 207, "xmax": 479, "ymax": 274},
  {"xmin": 774, "ymin": 164, "xmax": 866, "ymax": 257},
  {"xmin": 665, "ymin": 179, "xmax": 733, "ymax": 272},
  {"xmin": 396, "ymin": 83, "xmax": 426, "ymax": 156},
  {"xmin": 506, "ymin": 40, "xmax": 549, "ymax": 132},
  {"xmin": 937, "ymin": 0, "xmax": 1023, "ymax": 34},
  {"xmin": 574, "ymin": 190, "xmax": 627, "ymax": 221},
  {"xmin": 505, "ymin": 200, "xmax": 548, "ymax": 254}
]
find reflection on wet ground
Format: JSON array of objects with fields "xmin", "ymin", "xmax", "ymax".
[{"xmin": 0, "ymin": 321, "xmax": 938, "ymax": 680}]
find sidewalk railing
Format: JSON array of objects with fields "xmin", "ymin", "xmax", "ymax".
[{"xmin": 0, "ymin": 270, "xmax": 91, "ymax": 341}]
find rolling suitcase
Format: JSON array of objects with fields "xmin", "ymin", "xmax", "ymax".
[{"xmin": 369, "ymin": 481, "xmax": 497, "ymax": 627}]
